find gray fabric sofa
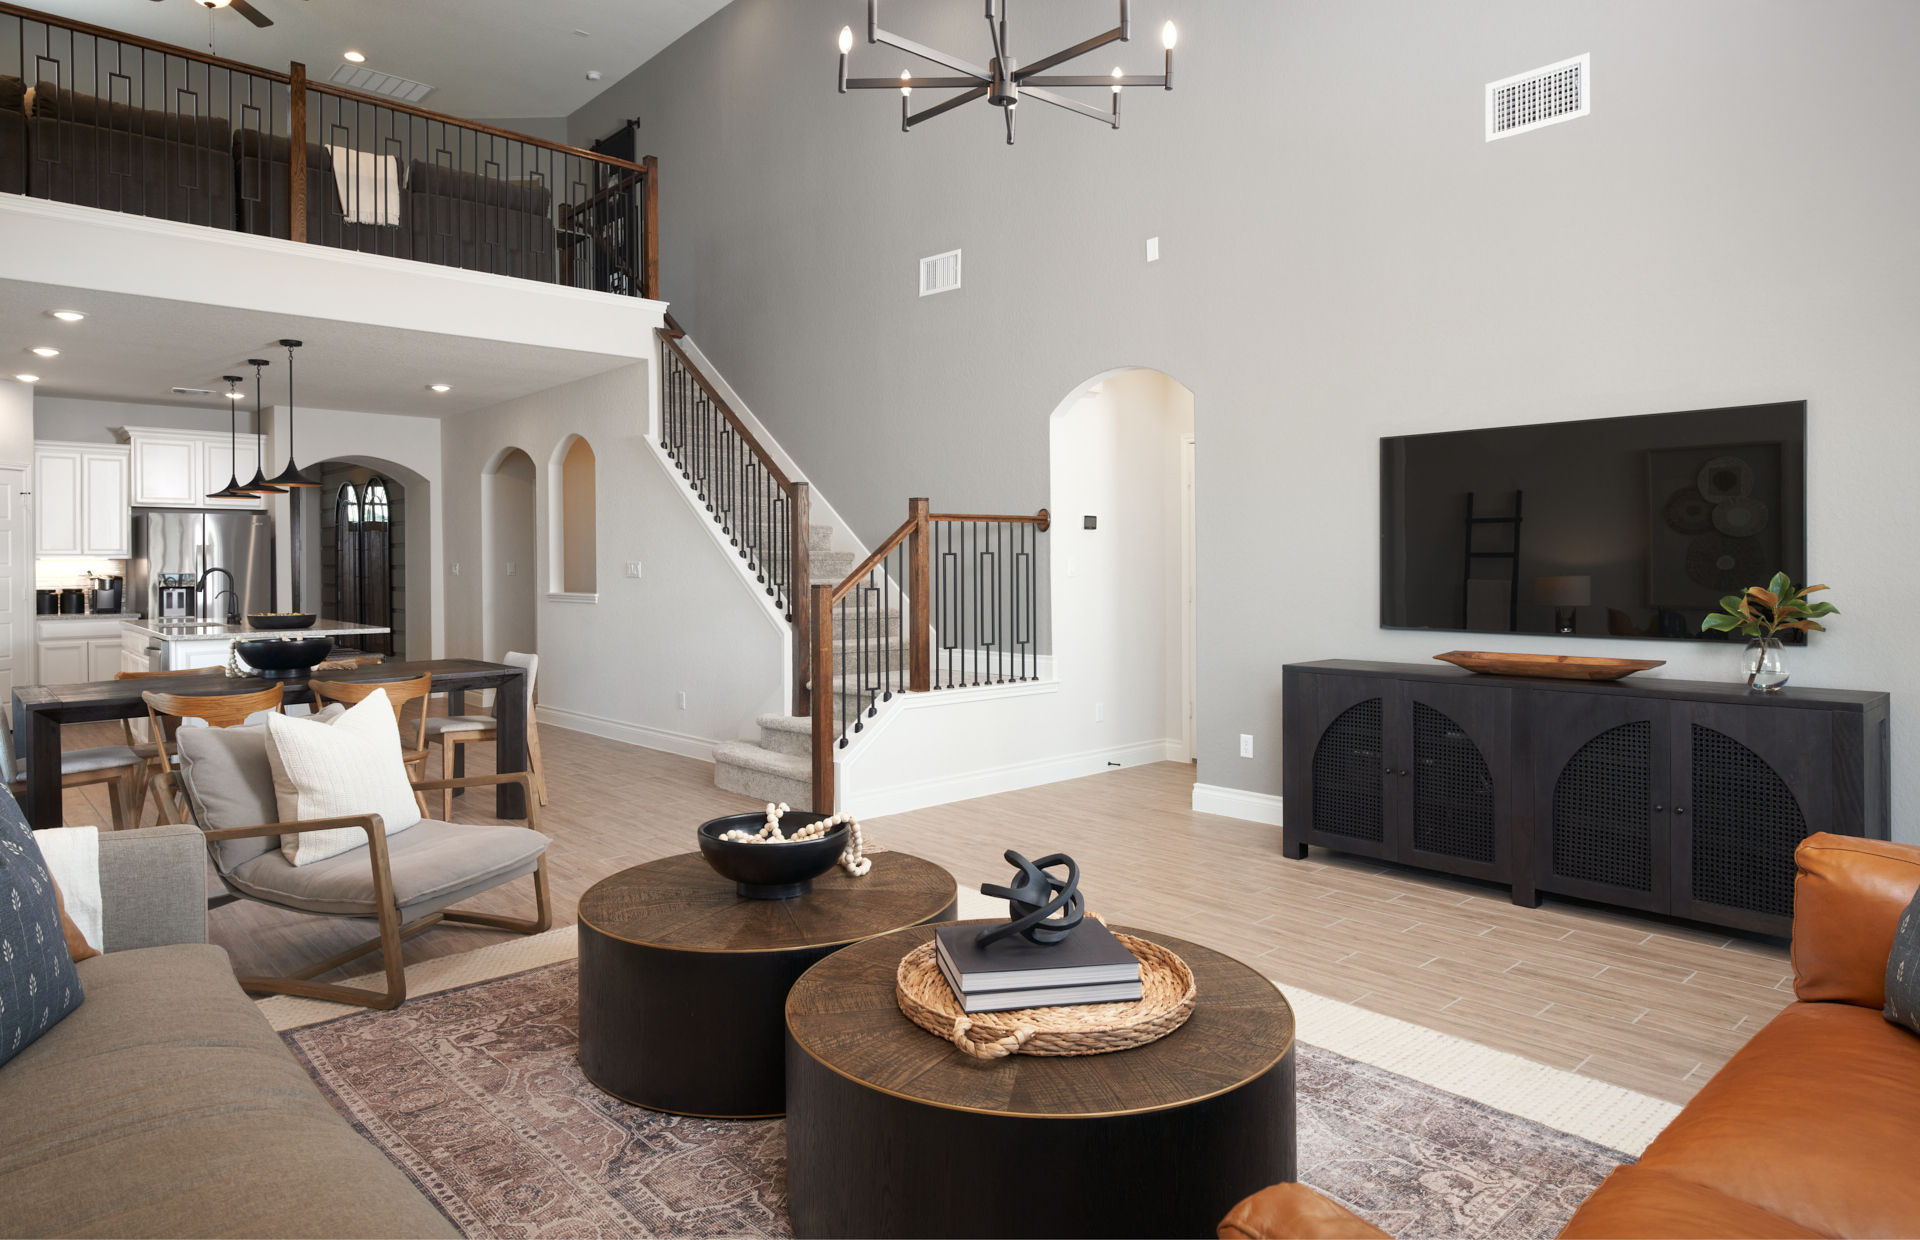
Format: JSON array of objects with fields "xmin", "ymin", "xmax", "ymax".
[{"xmin": 0, "ymin": 824, "xmax": 456, "ymax": 1239}]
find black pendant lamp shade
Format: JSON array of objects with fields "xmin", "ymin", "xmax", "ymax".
[
  {"xmin": 206, "ymin": 375, "xmax": 255, "ymax": 500},
  {"xmin": 265, "ymin": 338, "xmax": 319, "ymax": 488},
  {"xmin": 243, "ymin": 357, "xmax": 287, "ymax": 494}
]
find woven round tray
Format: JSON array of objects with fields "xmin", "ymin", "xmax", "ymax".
[{"xmin": 895, "ymin": 930, "xmax": 1197, "ymax": 1060}]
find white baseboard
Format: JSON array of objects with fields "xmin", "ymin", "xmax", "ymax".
[
  {"xmin": 536, "ymin": 705, "xmax": 720, "ymax": 763},
  {"xmin": 849, "ymin": 737, "xmax": 1184, "ymax": 820},
  {"xmin": 1191, "ymin": 782, "xmax": 1285, "ymax": 826}
]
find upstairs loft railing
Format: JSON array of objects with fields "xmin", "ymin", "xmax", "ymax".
[
  {"xmin": 810, "ymin": 500, "xmax": 1049, "ymax": 810},
  {"xmin": 0, "ymin": 2, "xmax": 657, "ymax": 299}
]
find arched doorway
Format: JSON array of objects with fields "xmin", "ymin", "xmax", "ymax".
[
  {"xmin": 316, "ymin": 462, "xmax": 404, "ymax": 657},
  {"xmin": 1048, "ymin": 368, "xmax": 1198, "ymax": 759},
  {"xmin": 483, "ymin": 447, "xmax": 539, "ymax": 662}
]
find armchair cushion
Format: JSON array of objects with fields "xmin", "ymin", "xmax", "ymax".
[
  {"xmin": 226, "ymin": 820, "xmax": 549, "ymax": 922},
  {"xmin": 1791, "ymin": 833, "xmax": 1920, "ymax": 1008}
]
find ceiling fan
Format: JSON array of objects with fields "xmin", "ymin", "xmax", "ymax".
[{"xmin": 149, "ymin": 0, "xmax": 275, "ymax": 30}]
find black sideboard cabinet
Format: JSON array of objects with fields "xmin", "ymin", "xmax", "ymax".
[{"xmin": 1281, "ymin": 660, "xmax": 1890, "ymax": 936}]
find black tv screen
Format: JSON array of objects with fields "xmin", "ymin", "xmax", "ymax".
[{"xmin": 1380, "ymin": 401, "xmax": 1807, "ymax": 643}]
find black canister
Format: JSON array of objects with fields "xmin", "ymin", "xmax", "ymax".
[
  {"xmin": 58, "ymin": 588, "xmax": 85, "ymax": 614},
  {"xmin": 35, "ymin": 589, "xmax": 57, "ymax": 615}
]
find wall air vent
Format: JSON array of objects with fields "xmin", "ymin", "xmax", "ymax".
[
  {"xmin": 919, "ymin": 248, "xmax": 962, "ymax": 297},
  {"xmin": 329, "ymin": 62, "xmax": 435, "ymax": 104},
  {"xmin": 1486, "ymin": 53, "xmax": 1589, "ymax": 141},
  {"xmin": 170, "ymin": 387, "xmax": 214, "ymax": 396}
]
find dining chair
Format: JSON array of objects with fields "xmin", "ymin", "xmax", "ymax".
[
  {"xmin": 0, "ymin": 714, "xmax": 145, "ymax": 830},
  {"xmin": 114, "ymin": 667, "xmax": 218, "ymax": 822},
  {"xmin": 310, "ymin": 673, "xmax": 435, "ymax": 813},
  {"xmin": 424, "ymin": 650, "xmax": 547, "ymax": 821},
  {"xmin": 141, "ymin": 685, "xmax": 286, "ymax": 823}
]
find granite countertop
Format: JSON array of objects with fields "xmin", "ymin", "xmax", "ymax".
[
  {"xmin": 121, "ymin": 617, "xmax": 394, "ymax": 643},
  {"xmin": 35, "ymin": 612, "xmax": 129, "ymax": 622}
]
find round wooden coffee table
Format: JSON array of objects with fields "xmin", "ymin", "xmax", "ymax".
[
  {"xmin": 784, "ymin": 921, "xmax": 1296, "ymax": 1239},
  {"xmin": 576, "ymin": 850, "xmax": 955, "ymax": 1118}
]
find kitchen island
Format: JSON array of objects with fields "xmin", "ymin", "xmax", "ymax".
[{"xmin": 121, "ymin": 617, "xmax": 392, "ymax": 673}]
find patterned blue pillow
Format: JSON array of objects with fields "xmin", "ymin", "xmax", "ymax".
[
  {"xmin": 1887, "ymin": 885, "xmax": 1920, "ymax": 1037},
  {"xmin": 0, "ymin": 785, "xmax": 85, "ymax": 1068}
]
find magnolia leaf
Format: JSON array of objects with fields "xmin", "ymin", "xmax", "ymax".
[
  {"xmin": 1805, "ymin": 601, "xmax": 1839, "ymax": 617},
  {"xmin": 1768, "ymin": 571, "xmax": 1792, "ymax": 599},
  {"xmin": 1718, "ymin": 594, "xmax": 1746, "ymax": 614},
  {"xmin": 1701, "ymin": 614, "xmax": 1742, "ymax": 632},
  {"xmin": 1784, "ymin": 619, "xmax": 1826, "ymax": 632},
  {"xmin": 1801, "ymin": 583, "xmax": 1830, "ymax": 594},
  {"xmin": 1746, "ymin": 587, "xmax": 1779, "ymax": 608}
]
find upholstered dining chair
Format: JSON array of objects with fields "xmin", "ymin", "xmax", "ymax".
[
  {"xmin": 114, "ymin": 667, "xmax": 217, "ymax": 822},
  {"xmin": 149, "ymin": 685, "xmax": 552, "ymax": 1010},
  {"xmin": 424, "ymin": 650, "xmax": 548, "ymax": 821},
  {"xmin": 0, "ymin": 714, "xmax": 145, "ymax": 830},
  {"xmin": 311, "ymin": 673, "xmax": 435, "ymax": 812}
]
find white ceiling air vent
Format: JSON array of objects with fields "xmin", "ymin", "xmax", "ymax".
[
  {"xmin": 919, "ymin": 249, "xmax": 962, "ymax": 297},
  {"xmin": 170, "ymin": 387, "xmax": 214, "ymax": 396},
  {"xmin": 329, "ymin": 62, "xmax": 435, "ymax": 104},
  {"xmin": 1486, "ymin": 53, "xmax": 1589, "ymax": 142}
]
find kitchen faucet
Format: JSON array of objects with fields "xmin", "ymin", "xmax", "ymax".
[{"xmin": 200, "ymin": 568, "xmax": 241, "ymax": 624}]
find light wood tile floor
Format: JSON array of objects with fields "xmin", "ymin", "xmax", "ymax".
[{"xmin": 54, "ymin": 722, "xmax": 1791, "ymax": 1104}]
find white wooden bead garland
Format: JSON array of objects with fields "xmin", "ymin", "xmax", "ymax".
[{"xmin": 718, "ymin": 803, "xmax": 871, "ymax": 876}]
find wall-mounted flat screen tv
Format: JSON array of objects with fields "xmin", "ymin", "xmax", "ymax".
[{"xmin": 1380, "ymin": 401, "xmax": 1807, "ymax": 643}]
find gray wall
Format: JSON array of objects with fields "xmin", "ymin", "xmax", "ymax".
[
  {"xmin": 474, "ymin": 116, "xmax": 571, "ymax": 145},
  {"xmin": 572, "ymin": 0, "xmax": 1920, "ymax": 839},
  {"xmin": 35, "ymin": 396, "xmax": 236, "ymax": 444}
]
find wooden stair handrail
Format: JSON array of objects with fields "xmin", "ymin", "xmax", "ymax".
[
  {"xmin": 657, "ymin": 332, "xmax": 794, "ymax": 492},
  {"xmin": 827, "ymin": 518, "xmax": 916, "ymax": 607},
  {"xmin": 931, "ymin": 509, "xmax": 1051, "ymax": 531}
]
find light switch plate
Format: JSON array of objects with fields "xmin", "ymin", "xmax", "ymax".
[
  {"xmin": 1146, "ymin": 236, "xmax": 1160, "ymax": 262},
  {"xmin": 1239, "ymin": 734, "xmax": 1254, "ymax": 758},
  {"xmin": 626, "ymin": 562, "xmax": 642, "ymax": 578}
]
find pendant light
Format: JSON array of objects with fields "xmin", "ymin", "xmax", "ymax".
[
  {"xmin": 242, "ymin": 357, "xmax": 287, "ymax": 494},
  {"xmin": 264, "ymin": 338, "xmax": 319, "ymax": 488},
  {"xmin": 205, "ymin": 375, "xmax": 255, "ymax": 500}
]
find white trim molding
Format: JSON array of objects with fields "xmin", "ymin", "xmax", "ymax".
[
  {"xmin": 850, "ymin": 736, "xmax": 1184, "ymax": 821},
  {"xmin": 537, "ymin": 704, "xmax": 719, "ymax": 763},
  {"xmin": 1192, "ymin": 782, "xmax": 1284, "ymax": 826}
]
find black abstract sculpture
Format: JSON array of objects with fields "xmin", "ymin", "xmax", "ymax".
[{"xmin": 977, "ymin": 850, "xmax": 1085, "ymax": 946}]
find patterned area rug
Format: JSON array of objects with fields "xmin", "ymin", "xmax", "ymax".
[{"xmin": 285, "ymin": 961, "xmax": 1624, "ymax": 1240}]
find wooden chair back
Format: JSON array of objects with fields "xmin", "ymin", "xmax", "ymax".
[
  {"xmin": 142, "ymin": 685, "xmax": 286, "ymax": 734},
  {"xmin": 116, "ymin": 667, "xmax": 217, "ymax": 745},
  {"xmin": 311, "ymin": 674, "xmax": 433, "ymax": 755}
]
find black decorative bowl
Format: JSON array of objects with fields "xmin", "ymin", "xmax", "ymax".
[
  {"xmin": 696, "ymin": 812, "xmax": 848, "ymax": 899},
  {"xmin": 247, "ymin": 612, "xmax": 318, "ymax": 630},
  {"xmin": 235, "ymin": 636, "xmax": 335, "ymax": 681}
]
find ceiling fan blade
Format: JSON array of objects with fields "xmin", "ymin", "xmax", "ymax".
[{"xmin": 228, "ymin": 0, "xmax": 274, "ymax": 28}]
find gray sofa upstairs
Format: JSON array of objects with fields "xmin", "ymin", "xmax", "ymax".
[{"xmin": 0, "ymin": 823, "xmax": 455, "ymax": 1239}]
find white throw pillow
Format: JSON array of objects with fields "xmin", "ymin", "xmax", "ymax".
[{"xmin": 266, "ymin": 690, "xmax": 423, "ymax": 867}]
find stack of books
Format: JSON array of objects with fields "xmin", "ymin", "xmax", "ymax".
[{"xmin": 934, "ymin": 920, "xmax": 1143, "ymax": 1013}]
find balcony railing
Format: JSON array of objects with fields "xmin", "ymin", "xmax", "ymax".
[{"xmin": 0, "ymin": 2, "xmax": 657, "ymax": 299}]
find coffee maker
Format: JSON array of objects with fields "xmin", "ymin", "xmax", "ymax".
[
  {"xmin": 158, "ymin": 573, "xmax": 197, "ymax": 619},
  {"xmin": 88, "ymin": 573, "xmax": 122, "ymax": 615}
]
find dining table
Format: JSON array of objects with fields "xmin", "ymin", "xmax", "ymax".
[{"xmin": 11, "ymin": 658, "xmax": 530, "ymax": 830}]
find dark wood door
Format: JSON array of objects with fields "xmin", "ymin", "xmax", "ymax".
[
  {"xmin": 1671, "ymin": 702, "xmax": 1832, "ymax": 935},
  {"xmin": 1530, "ymin": 694, "xmax": 1675, "ymax": 913},
  {"xmin": 1283, "ymin": 673, "xmax": 1400, "ymax": 862},
  {"xmin": 1400, "ymin": 681, "xmax": 1511, "ymax": 883}
]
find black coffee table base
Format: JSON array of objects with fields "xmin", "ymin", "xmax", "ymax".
[{"xmin": 785, "ymin": 1038, "xmax": 1297, "ymax": 1238}]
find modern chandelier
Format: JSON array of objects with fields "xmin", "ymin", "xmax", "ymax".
[{"xmin": 836, "ymin": 1, "xmax": 1177, "ymax": 144}]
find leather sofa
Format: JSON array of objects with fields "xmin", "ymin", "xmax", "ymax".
[
  {"xmin": 0, "ymin": 821, "xmax": 454, "ymax": 1238},
  {"xmin": 0, "ymin": 77, "xmax": 25, "ymax": 195},
  {"xmin": 235, "ymin": 130, "xmax": 412, "ymax": 259},
  {"xmin": 1219, "ymin": 833, "xmax": 1920, "ymax": 1240},
  {"xmin": 28, "ymin": 80, "xmax": 233, "ymax": 228},
  {"xmin": 408, "ymin": 158, "xmax": 555, "ymax": 281}
]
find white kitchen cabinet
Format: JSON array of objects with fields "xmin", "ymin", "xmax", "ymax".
[
  {"xmin": 126, "ymin": 428, "xmax": 266, "ymax": 510},
  {"xmin": 37, "ymin": 640, "xmax": 87, "ymax": 685},
  {"xmin": 35, "ymin": 442, "xmax": 131, "ymax": 557},
  {"xmin": 86, "ymin": 637, "xmax": 121, "ymax": 681}
]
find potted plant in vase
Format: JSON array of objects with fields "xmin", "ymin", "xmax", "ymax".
[{"xmin": 1700, "ymin": 573, "xmax": 1838, "ymax": 692}]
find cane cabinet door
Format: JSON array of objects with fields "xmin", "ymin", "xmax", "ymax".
[
  {"xmin": 1402, "ymin": 681, "xmax": 1512, "ymax": 883},
  {"xmin": 1671, "ymin": 703, "xmax": 1831, "ymax": 935},
  {"xmin": 1531, "ymin": 694, "xmax": 1675, "ymax": 913},
  {"xmin": 1288, "ymin": 674, "xmax": 1399, "ymax": 861}
]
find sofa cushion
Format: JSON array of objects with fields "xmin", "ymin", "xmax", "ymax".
[
  {"xmin": 1629, "ymin": 1000, "xmax": 1920, "ymax": 1237},
  {"xmin": 28, "ymin": 82, "xmax": 235, "ymax": 229},
  {"xmin": 1793, "ymin": 833, "xmax": 1920, "ymax": 1009},
  {"xmin": 227, "ymin": 819, "xmax": 548, "ymax": 921},
  {"xmin": 1560, "ymin": 1166, "xmax": 1823, "ymax": 1239},
  {"xmin": 0, "ymin": 943, "xmax": 455, "ymax": 1238},
  {"xmin": 0, "ymin": 792, "xmax": 84, "ymax": 1069}
]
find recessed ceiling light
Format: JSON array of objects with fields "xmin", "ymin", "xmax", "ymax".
[
  {"xmin": 428, "ymin": 383, "xmax": 452, "ymax": 393},
  {"xmin": 586, "ymin": 70, "xmax": 603, "ymax": 81},
  {"xmin": 15, "ymin": 374, "xmax": 40, "ymax": 383},
  {"xmin": 31, "ymin": 347, "xmax": 59, "ymax": 358},
  {"xmin": 50, "ymin": 310, "xmax": 85, "ymax": 322},
  {"xmin": 343, "ymin": 50, "xmax": 366, "ymax": 63}
]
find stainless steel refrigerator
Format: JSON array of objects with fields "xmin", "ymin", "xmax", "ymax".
[{"xmin": 128, "ymin": 510, "xmax": 274, "ymax": 621}]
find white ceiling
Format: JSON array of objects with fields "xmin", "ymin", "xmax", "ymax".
[
  {"xmin": 18, "ymin": 0, "xmax": 729, "ymax": 123},
  {"xmin": 0, "ymin": 278, "xmax": 638, "ymax": 418}
]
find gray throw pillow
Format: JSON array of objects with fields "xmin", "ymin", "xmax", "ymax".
[
  {"xmin": 1888, "ymin": 886, "xmax": 1920, "ymax": 1036},
  {"xmin": 175, "ymin": 706, "xmax": 344, "ymax": 872}
]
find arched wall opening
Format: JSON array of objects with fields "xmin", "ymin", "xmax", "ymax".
[
  {"xmin": 551, "ymin": 434, "xmax": 598, "ymax": 597},
  {"xmin": 296, "ymin": 454, "xmax": 433, "ymax": 661},
  {"xmin": 1048, "ymin": 368, "xmax": 1198, "ymax": 759},
  {"xmin": 483, "ymin": 447, "xmax": 539, "ymax": 662}
]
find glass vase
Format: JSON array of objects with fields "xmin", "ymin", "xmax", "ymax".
[{"xmin": 1743, "ymin": 637, "xmax": 1789, "ymax": 693}]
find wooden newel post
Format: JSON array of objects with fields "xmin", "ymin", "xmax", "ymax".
[
  {"xmin": 908, "ymin": 497, "xmax": 931, "ymax": 693},
  {"xmin": 790, "ymin": 481, "xmax": 812, "ymax": 717},
  {"xmin": 288, "ymin": 61, "xmax": 307, "ymax": 243},
  {"xmin": 809, "ymin": 583, "xmax": 835, "ymax": 813},
  {"xmin": 641, "ymin": 154, "xmax": 660, "ymax": 300}
]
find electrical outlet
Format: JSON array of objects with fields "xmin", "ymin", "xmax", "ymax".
[
  {"xmin": 626, "ymin": 561, "xmax": 642, "ymax": 579},
  {"xmin": 1146, "ymin": 236, "xmax": 1160, "ymax": 262},
  {"xmin": 505, "ymin": 560, "xmax": 516, "ymax": 577},
  {"xmin": 1239, "ymin": 733, "xmax": 1253, "ymax": 758},
  {"xmin": 676, "ymin": 691, "xmax": 688, "ymax": 710},
  {"xmin": 1094, "ymin": 701, "xmax": 1105, "ymax": 722}
]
